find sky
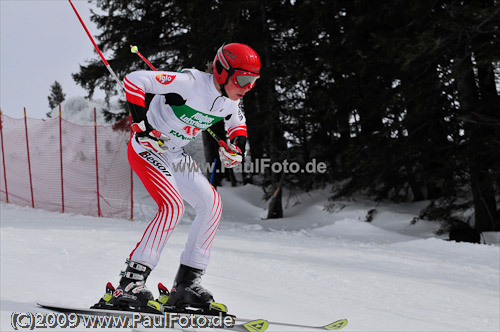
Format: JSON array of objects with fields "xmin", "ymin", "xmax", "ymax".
[{"xmin": 1, "ymin": 0, "xmax": 107, "ymax": 119}]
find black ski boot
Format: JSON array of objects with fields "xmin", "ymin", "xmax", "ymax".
[
  {"xmin": 112, "ymin": 259, "xmax": 163, "ymax": 313},
  {"xmin": 167, "ymin": 264, "xmax": 226, "ymax": 312}
]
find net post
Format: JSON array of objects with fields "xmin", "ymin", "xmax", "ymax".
[
  {"xmin": 0, "ymin": 110, "xmax": 8, "ymax": 203},
  {"xmin": 24, "ymin": 108, "xmax": 35, "ymax": 208},
  {"xmin": 59, "ymin": 105, "xmax": 65, "ymax": 213},
  {"xmin": 94, "ymin": 108, "xmax": 101, "ymax": 217}
]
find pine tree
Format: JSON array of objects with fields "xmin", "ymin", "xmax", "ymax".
[
  {"xmin": 47, "ymin": 81, "xmax": 66, "ymax": 117},
  {"xmin": 71, "ymin": 0, "xmax": 500, "ymax": 226}
]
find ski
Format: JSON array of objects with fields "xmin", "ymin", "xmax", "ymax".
[
  {"xmin": 37, "ymin": 302, "xmax": 269, "ymax": 332},
  {"xmin": 238, "ymin": 317, "xmax": 348, "ymax": 331}
]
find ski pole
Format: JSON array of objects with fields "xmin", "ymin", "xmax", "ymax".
[
  {"xmin": 129, "ymin": 45, "xmax": 240, "ymax": 155},
  {"xmin": 130, "ymin": 45, "xmax": 157, "ymax": 71},
  {"xmin": 204, "ymin": 123, "xmax": 237, "ymax": 155},
  {"xmin": 210, "ymin": 158, "xmax": 217, "ymax": 184},
  {"xmin": 68, "ymin": 0, "xmax": 123, "ymax": 88},
  {"xmin": 68, "ymin": 1, "xmax": 169, "ymax": 146},
  {"xmin": 69, "ymin": 1, "xmax": 233, "ymax": 153}
]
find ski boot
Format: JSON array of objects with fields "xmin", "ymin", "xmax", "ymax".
[
  {"xmin": 166, "ymin": 264, "xmax": 227, "ymax": 314},
  {"xmin": 91, "ymin": 282, "xmax": 116, "ymax": 309},
  {"xmin": 111, "ymin": 259, "xmax": 163, "ymax": 313}
]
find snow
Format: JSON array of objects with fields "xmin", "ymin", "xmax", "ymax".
[
  {"xmin": 1, "ymin": 101, "xmax": 499, "ymax": 331},
  {"xmin": 46, "ymin": 96, "xmax": 122, "ymax": 125},
  {"xmin": 1, "ymin": 180, "xmax": 499, "ymax": 331}
]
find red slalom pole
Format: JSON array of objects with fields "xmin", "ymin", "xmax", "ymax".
[
  {"xmin": 70, "ymin": 2, "xmax": 237, "ymax": 156},
  {"xmin": 130, "ymin": 45, "xmax": 157, "ymax": 71},
  {"xmin": 68, "ymin": 0, "xmax": 123, "ymax": 88}
]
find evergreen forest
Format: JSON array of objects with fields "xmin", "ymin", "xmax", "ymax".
[{"xmin": 73, "ymin": 0, "xmax": 500, "ymax": 231}]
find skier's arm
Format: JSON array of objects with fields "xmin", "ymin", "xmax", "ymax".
[
  {"xmin": 231, "ymin": 136, "xmax": 246, "ymax": 156},
  {"xmin": 218, "ymin": 105, "xmax": 247, "ymax": 168},
  {"xmin": 126, "ymin": 101, "xmax": 168, "ymax": 153},
  {"xmin": 123, "ymin": 70, "xmax": 195, "ymax": 153},
  {"xmin": 123, "ymin": 70, "xmax": 195, "ymax": 107},
  {"xmin": 225, "ymin": 106, "xmax": 247, "ymax": 155}
]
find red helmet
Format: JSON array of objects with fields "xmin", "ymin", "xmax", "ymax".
[{"xmin": 213, "ymin": 43, "xmax": 261, "ymax": 89}]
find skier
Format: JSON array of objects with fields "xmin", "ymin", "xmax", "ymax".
[{"xmin": 103, "ymin": 43, "xmax": 260, "ymax": 313}]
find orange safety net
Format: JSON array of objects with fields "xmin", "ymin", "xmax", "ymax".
[{"xmin": 0, "ymin": 113, "xmax": 132, "ymax": 219}]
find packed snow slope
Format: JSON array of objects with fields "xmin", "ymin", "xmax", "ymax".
[{"xmin": 1, "ymin": 180, "xmax": 499, "ymax": 331}]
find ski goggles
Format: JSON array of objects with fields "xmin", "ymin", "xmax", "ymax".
[{"xmin": 232, "ymin": 70, "xmax": 260, "ymax": 89}]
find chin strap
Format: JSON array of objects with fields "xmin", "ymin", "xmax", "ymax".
[{"xmin": 220, "ymin": 83, "xmax": 229, "ymax": 98}]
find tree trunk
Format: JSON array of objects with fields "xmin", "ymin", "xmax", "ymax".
[
  {"xmin": 256, "ymin": 4, "xmax": 287, "ymax": 218},
  {"xmin": 473, "ymin": 64, "xmax": 500, "ymax": 231},
  {"xmin": 267, "ymin": 172, "xmax": 284, "ymax": 219},
  {"xmin": 468, "ymin": 0, "xmax": 500, "ymax": 231},
  {"xmin": 454, "ymin": 47, "xmax": 499, "ymax": 231}
]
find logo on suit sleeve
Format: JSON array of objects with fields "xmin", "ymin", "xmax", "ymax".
[{"xmin": 156, "ymin": 74, "xmax": 176, "ymax": 85}]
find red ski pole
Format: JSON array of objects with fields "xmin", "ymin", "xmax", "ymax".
[
  {"xmin": 68, "ymin": 0, "xmax": 168, "ymax": 147},
  {"xmin": 68, "ymin": 0, "xmax": 123, "ymax": 88}
]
